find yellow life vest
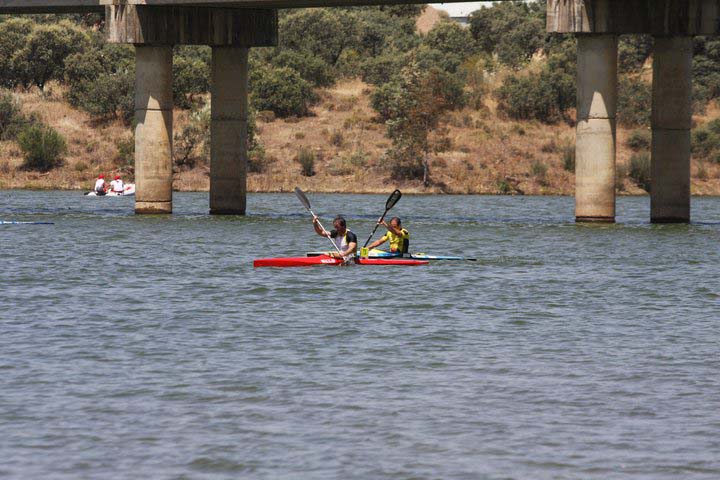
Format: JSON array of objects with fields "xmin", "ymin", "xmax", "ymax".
[{"xmin": 380, "ymin": 228, "xmax": 409, "ymax": 253}]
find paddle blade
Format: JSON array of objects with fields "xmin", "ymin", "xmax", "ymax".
[
  {"xmin": 386, "ymin": 189, "xmax": 402, "ymax": 210},
  {"xmin": 294, "ymin": 187, "xmax": 311, "ymax": 210}
]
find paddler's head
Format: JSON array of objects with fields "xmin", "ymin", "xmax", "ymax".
[
  {"xmin": 333, "ymin": 216, "xmax": 347, "ymax": 234},
  {"xmin": 390, "ymin": 217, "xmax": 401, "ymax": 228}
]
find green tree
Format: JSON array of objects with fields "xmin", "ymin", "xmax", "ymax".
[
  {"xmin": 13, "ymin": 21, "xmax": 89, "ymax": 90},
  {"xmin": 469, "ymin": 2, "xmax": 544, "ymax": 67},
  {"xmin": 250, "ymin": 66, "xmax": 318, "ymax": 117},
  {"xmin": 173, "ymin": 53, "xmax": 210, "ymax": 109},
  {"xmin": 267, "ymin": 49, "xmax": 335, "ymax": 88},
  {"xmin": 0, "ymin": 18, "xmax": 34, "ymax": 89},
  {"xmin": 619, "ymin": 35, "xmax": 653, "ymax": 73},
  {"xmin": 65, "ymin": 40, "xmax": 135, "ymax": 121},
  {"xmin": 371, "ymin": 63, "xmax": 464, "ymax": 184},
  {"xmin": 618, "ymin": 75, "xmax": 651, "ymax": 127},
  {"xmin": 280, "ymin": 9, "xmax": 358, "ymax": 66},
  {"xmin": 423, "ymin": 21, "xmax": 476, "ymax": 59}
]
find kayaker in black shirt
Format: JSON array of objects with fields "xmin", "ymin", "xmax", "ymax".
[{"xmin": 312, "ymin": 215, "xmax": 358, "ymax": 258}]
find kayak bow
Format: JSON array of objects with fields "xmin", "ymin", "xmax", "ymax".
[{"xmin": 254, "ymin": 255, "xmax": 428, "ymax": 268}]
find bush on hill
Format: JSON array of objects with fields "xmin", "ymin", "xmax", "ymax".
[
  {"xmin": 618, "ymin": 75, "xmax": 651, "ymax": 127},
  {"xmin": 173, "ymin": 48, "xmax": 210, "ymax": 109},
  {"xmin": 18, "ymin": 123, "xmax": 67, "ymax": 171},
  {"xmin": 65, "ymin": 41, "xmax": 135, "ymax": 122},
  {"xmin": 629, "ymin": 152, "xmax": 651, "ymax": 192},
  {"xmin": 250, "ymin": 66, "xmax": 318, "ymax": 118}
]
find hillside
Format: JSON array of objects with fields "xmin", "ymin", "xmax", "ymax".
[{"xmin": 3, "ymin": 78, "xmax": 720, "ymax": 195}]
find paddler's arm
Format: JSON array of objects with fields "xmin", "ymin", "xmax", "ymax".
[
  {"xmin": 367, "ymin": 236, "xmax": 386, "ymax": 250},
  {"xmin": 342, "ymin": 241, "xmax": 357, "ymax": 257},
  {"xmin": 312, "ymin": 215, "xmax": 329, "ymax": 237},
  {"xmin": 385, "ymin": 223, "xmax": 404, "ymax": 237}
]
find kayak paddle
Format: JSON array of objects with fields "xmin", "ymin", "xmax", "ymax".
[
  {"xmin": 362, "ymin": 189, "xmax": 402, "ymax": 249},
  {"xmin": 294, "ymin": 187, "xmax": 345, "ymax": 257}
]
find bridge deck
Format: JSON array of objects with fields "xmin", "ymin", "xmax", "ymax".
[{"xmin": 0, "ymin": 0, "xmax": 473, "ymax": 13}]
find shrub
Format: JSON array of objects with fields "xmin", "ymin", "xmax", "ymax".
[
  {"xmin": 173, "ymin": 53, "xmax": 210, "ymax": 109},
  {"xmin": 330, "ymin": 130, "xmax": 344, "ymax": 147},
  {"xmin": 530, "ymin": 159, "xmax": 548, "ymax": 184},
  {"xmin": 256, "ymin": 110, "xmax": 276, "ymax": 123},
  {"xmin": 618, "ymin": 76, "xmax": 651, "ymax": 127},
  {"xmin": 561, "ymin": 142, "xmax": 575, "ymax": 172},
  {"xmin": 173, "ymin": 104, "xmax": 210, "ymax": 170},
  {"xmin": 697, "ymin": 161, "xmax": 709, "ymax": 180},
  {"xmin": 115, "ymin": 137, "xmax": 135, "ymax": 167},
  {"xmin": 18, "ymin": 124, "xmax": 67, "ymax": 171},
  {"xmin": 360, "ymin": 53, "xmax": 406, "ymax": 86},
  {"xmin": 616, "ymin": 162, "xmax": 628, "ymax": 191},
  {"xmin": 629, "ymin": 152, "xmax": 651, "ymax": 192},
  {"xmin": 269, "ymin": 49, "xmax": 335, "ymax": 88},
  {"xmin": 248, "ymin": 147, "xmax": 267, "ymax": 173},
  {"xmin": 627, "ymin": 129, "xmax": 651, "ymax": 151},
  {"xmin": 297, "ymin": 147, "xmax": 315, "ymax": 176},
  {"xmin": 496, "ymin": 69, "xmax": 574, "ymax": 124},
  {"xmin": 691, "ymin": 124, "xmax": 720, "ymax": 161},
  {"xmin": 250, "ymin": 66, "xmax": 317, "ymax": 118},
  {"xmin": 0, "ymin": 90, "xmax": 23, "ymax": 140}
]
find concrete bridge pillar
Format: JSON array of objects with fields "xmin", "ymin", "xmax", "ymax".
[
  {"xmin": 107, "ymin": 5, "xmax": 277, "ymax": 215},
  {"xmin": 575, "ymin": 34, "xmax": 617, "ymax": 223},
  {"xmin": 210, "ymin": 47, "xmax": 249, "ymax": 215},
  {"xmin": 651, "ymin": 37, "xmax": 693, "ymax": 223},
  {"xmin": 134, "ymin": 45, "xmax": 173, "ymax": 214}
]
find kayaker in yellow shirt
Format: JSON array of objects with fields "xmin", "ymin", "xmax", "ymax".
[{"xmin": 367, "ymin": 217, "xmax": 409, "ymax": 255}]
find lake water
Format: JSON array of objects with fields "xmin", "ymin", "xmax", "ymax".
[{"xmin": 2, "ymin": 190, "xmax": 720, "ymax": 479}]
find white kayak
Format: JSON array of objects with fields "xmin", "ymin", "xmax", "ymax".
[{"xmin": 85, "ymin": 184, "xmax": 135, "ymax": 196}]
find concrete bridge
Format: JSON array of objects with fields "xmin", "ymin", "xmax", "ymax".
[{"xmin": 1, "ymin": 0, "xmax": 718, "ymax": 222}]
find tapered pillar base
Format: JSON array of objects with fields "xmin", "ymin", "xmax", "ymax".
[
  {"xmin": 135, "ymin": 201, "xmax": 172, "ymax": 214},
  {"xmin": 576, "ymin": 216, "xmax": 616, "ymax": 223}
]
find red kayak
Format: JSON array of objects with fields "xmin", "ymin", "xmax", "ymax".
[{"xmin": 253, "ymin": 255, "xmax": 429, "ymax": 268}]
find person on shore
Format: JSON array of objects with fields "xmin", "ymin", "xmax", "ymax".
[
  {"xmin": 109, "ymin": 175, "xmax": 124, "ymax": 194},
  {"xmin": 367, "ymin": 217, "xmax": 410, "ymax": 256},
  {"xmin": 93, "ymin": 174, "xmax": 106, "ymax": 196},
  {"xmin": 313, "ymin": 215, "xmax": 358, "ymax": 259}
]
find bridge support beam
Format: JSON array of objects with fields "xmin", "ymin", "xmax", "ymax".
[
  {"xmin": 134, "ymin": 45, "xmax": 173, "ymax": 214},
  {"xmin": 651, "ymin": 37, "xmax": 693, "ymax": 223},
  {"xmin": 210, "ymin": 47, "xmax": 249, "ymax": 215},
  {"xmin": 575, "ymin": 34, "xmax": 617, "ymax": 223}
]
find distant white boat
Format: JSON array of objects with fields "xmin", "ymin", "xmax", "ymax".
[{"xmin": 85, "ymin": 184, "xmax": 135, "ymax": 196}]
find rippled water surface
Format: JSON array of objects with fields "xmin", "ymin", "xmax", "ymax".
[{"xmin": 2, "ymin": 190, "xmax": 720, "ymax": 479}]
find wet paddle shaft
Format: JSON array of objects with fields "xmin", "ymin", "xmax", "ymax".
[
  {"xmin": 363, "ymin": 189, "xmax": 402, "ymax": 249},
  {"xmin": 294, "ymin": 187, "xmax": 345, "ymax": 257}
]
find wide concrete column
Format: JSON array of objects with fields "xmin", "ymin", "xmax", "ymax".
[
  {"xmin": 651, "ymin": 37, "xmax": 693, "ymax": 223},
  {"xmin": 210, "ymin": 47, "xmax": 248, "ymax": 215},
  {"xmin": 134, "ymin": 45, "xmax": 173, "ymax": 214},
  {"xmin": 575, "ymin": 34, "xmax": 618, "ymax": 223}
]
